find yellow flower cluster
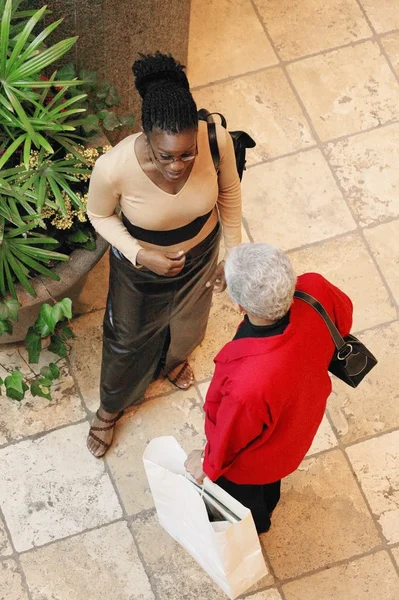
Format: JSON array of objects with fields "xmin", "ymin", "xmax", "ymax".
[
  {"xmin": 65, "ymin": 145, "xmax": 111, "ymax": 181},
  {"xmin": 28, "ymin": 150, "xmax": 51, "ymax": 169},
  {"xmin": 41, "ymin": 192, "xmax": 89, "ymax": 230}
]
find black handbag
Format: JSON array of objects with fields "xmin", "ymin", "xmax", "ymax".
[
  {"xmin": 294, "ymin": 290, "xmax": 377, "ymax": 388},
  {"xmin": 197, "ymin": 108, "xmax": 256, "ymax": 181}
]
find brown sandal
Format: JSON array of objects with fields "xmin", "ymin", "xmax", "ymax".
[
  {"xmin": 87, "ymin": 410, "xmax": 124, "ymax": 458},
  {"xmin": 166, "ymin": 361, "xmax": 194, "ymax": 390}
]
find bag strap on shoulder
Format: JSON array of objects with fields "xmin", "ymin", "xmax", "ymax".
[
  {"xmin": 207, "ymin": 120, "xmax": 220, "ymax": 173},
  {"xmin": 294, "ymin": 290, "xmax": 346, "ymax": 350},
  {"xmin": 197, "ymin": 108, "xmax": 222, "ymax": 173}
]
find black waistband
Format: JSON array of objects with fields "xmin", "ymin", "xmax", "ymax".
[{"xmin": 121, "ymin": 210, "xmax": 213, "ymax": 246}]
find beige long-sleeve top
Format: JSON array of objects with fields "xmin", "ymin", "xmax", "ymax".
[{"xmin": 87, "ymin": 120, "xmax": 242, "ymax": 265}]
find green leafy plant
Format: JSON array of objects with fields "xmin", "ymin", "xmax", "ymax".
[
  {"xmin": 0, "ymin": 296, "xmax": 75, "ymax": 401},
  {"xmin": 55, "ymin": 62, "xmax": 135, "ymax": 145},
  {"xmin": 0, "ymin": 0, "xmax": 132, "ymax": 299}
]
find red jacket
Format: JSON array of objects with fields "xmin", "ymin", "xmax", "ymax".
[{"xmin": 202, "ymin": 273, "xmax": 353, "ymax": 484}]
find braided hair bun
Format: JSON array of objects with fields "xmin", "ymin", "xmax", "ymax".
[{"xmin": 132, "ymin": 52, "xmax": 198, "ymax": 133}]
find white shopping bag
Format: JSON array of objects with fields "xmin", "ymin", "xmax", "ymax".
[{"xmin": 143, "ymin": 436, "xmax": 268, "ymax": 599}]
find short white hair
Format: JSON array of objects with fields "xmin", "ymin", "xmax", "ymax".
[{"xmin": 225, "ymin": 243, "xmax": 297, "ymax": 321}]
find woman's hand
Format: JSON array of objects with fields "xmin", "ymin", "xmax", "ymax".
[
  {"xmin": 206, "ymin": 260, "xmax": 226, "ymax": 293},
  {"xmin": 185, "ymin": 449, "xmax": 206, "ymax": 484},
  {"xmin": 136, "ymin": 248, "xmax": 186, "ymax": 276}
]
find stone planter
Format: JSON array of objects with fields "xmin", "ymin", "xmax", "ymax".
[{"xmin": 3, "ymin": 235, "xmax": 109, "ymax": 344}]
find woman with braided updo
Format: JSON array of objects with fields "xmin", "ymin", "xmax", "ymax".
[{"xmin": 86, "ymin": 52, "xmax": 242, "ymax": 457}]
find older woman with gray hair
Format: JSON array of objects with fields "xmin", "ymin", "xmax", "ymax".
[{"xmin": 185, "ymin": 243, "xmax": 353, "ymax": 534}]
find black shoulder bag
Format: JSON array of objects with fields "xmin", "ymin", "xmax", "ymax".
[
  {"xmin": 294, "ymin": 290, "xmax": 377, "ymax": 388},
  {"xmin": 197, "ymin": 108, "xmax": 256, "ymax": 181}
]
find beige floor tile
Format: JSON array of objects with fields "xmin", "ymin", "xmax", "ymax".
[
  {"xmin": 20, "ymin": 522, "xmax": 154, "ymax": 600},
  {"xmin": 288, "ymin": 233, "xmax": 396, "ymax": 331},
  {"xmin": 381, "ymin": 32, "xmax": 399, "ymax": 73},
  {"xmin": 242, "ymin": 150, "xmax": 356, "ymax": 251},
  {"xmin": 74, "ymin": 250, "xmax": 110, "ymax": 314},
  {"xmin": 264, "ymin": 450, "xmax": 380, "ymax": 579},
  {"xmin": 282, "ymin": 551, "xmax": 399, "ymax": 600},
  {"xmin": 326, "ymin": 124, "xmax": 399, "ymax": 225},
  {"xmin": 197, "ymin": 380, "xmax": 211, "ymax": 402},
  {"xmin": 187, "ymin": 0, "xmax": 277, "ymax": 87},
  {"xmin": 193, "ymin": 68, "xmax": 315, "ymax": 165},
  {"xmin": 0, "ymin": 514, "xmax": 12, "ymax": 557},
  {"xmin": 0, "ymin": 357, "xmax": 85, "ymax": 446},
  {"xmin": 244, "ymin": 591, "xmax": 282, "ymax": 600},
  {"xmin": 392, "ymin": 546, "xmax": 399, "ymax": 569},
  {"xmin": 131, "ymin": 511, "xmax": 274, "ymax": 600},
  {"xmin": 361, "ymin": 1, "xmax": 399, "ymax": 34},
  {"xmin": 288, "ymin": 42, "xmax": 399, "ymax": 141},
  {"xmin": 69, "ymin": 311, "xmax": 104, "ymax": 411},
  {"xmin": 0, "ymin": 560, "xmax": 29, "ymax": 600},
  {"xmin": 364, "ymin": 220, "xmax": 399, "ymax": 302},
  {"xmin": 306, "ymin": 414, "xmax": 338, "ymax": 456},
  {"xmin": 0, "ymin": 422, "xmax": 122, "ymax": 551},
  {"xmin": 329, "ymin": 322, "xmax": 399, "ymax": 444},
  {"xmin": 347, "ymin": 430, "xmax": 399, "ymax": 544},
  {"xmin": 190, "ymin": 292, "xmax": 240, "ymax": 380},
  {"xmin": 256, "ymin": 0, "xmax": 371, "ymax": 60},
  {"xmin": 106, "ymin": 389, "xmax": 205, "ymax": 514}
]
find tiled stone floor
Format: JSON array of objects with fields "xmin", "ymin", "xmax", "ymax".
[{"xmin": 1, "ymin": 0, "xmax": 399, "ymax": 598}]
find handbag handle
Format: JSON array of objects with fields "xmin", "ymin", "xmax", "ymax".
[{"xmin": 294, "ymin": 290, "xmax": 347, "ymax": 351}]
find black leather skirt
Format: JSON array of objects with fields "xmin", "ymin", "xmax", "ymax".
[{"xmin": 100, "ymin": 223, "xmax": 221, "ymax": 412}]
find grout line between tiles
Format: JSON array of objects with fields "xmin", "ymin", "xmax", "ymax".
[
  {"xmin": 343, "ymin": 423, "xmax": 399, "ymax": 449},
  {"xmin": 191, "ymin": 27, "xmax": 399, "ymax": 94},
  {"xmin": 250, "ymin": 0, "xmax": 399, "ymax": 583},
  {"xmin": 352, "ymin": 317, "xmax": 398, "ymax": 337},
  {"xmin": 0, "ymin": 417, "xmax": 89, "ymax": 451},
  {"xmin": 66, "ymin": 355, "xmax": 163, "ymax": 599},
  {"xmin": 242, "ymin": 215, "xmax": 254, "ymax": 243},
  {"xmin": 252, "ymin": 0, "xmax": 399, "ymax": 320},
  {"xmin": 325, "ymin": 410, "xmax": 390, "ymax": 548},
  {"xmin": 127, "ymin": 521, "xmax": 161, "ymax": 600},
  {"xmin": 355, "ymin": 0, "xmax": 399, "ymax": 87},
  {"xmin": 275, "ymin": 545, "xmax": 389, "ymax": 587},
  {"xmin": 15, "ymin": 518, "xmax": 125, "ymax": 557},
  {"xmin": 245, "ymin": 117, "xmax": 399, "ymax": 171},
  {"xmin": 0, "ymin": 504, "xmax": 33, "ymax": 600}
]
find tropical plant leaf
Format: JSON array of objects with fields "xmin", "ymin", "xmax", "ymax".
[
  {"xmin": 48, "ymin": 334, "xmax": 67, "ymax": 357},
  {"xmin": 30, "ymin": 378, "xmax": 52, "ymax": 400},
  {"xmin": 119, "ymin": 114, "xmax": 134, "ymax": 128},
  {"xmin": 40, "ymin": 362, "xmax": 60, "ymax": 380},
  {"xmin": 56, "ymin": 62, "xmax": 76, "ymax": 81},
  {"xmin": 5, "ymin": 369, "xmax": 28, "ymax": 401},
  {"xmin": 25, "ymin": 326, "xmax": 41, "ymax": 363},
  {"xmin": 0, "ymin": 298, "xmax": 20, "ymax": 320},
  {"xmin": 34, "ymin": 303, "xmax": 56, "ymax": 337},
  {"xmin": 102, "ymin": 110, "xmax": 120, "ymax": 131},
  {"xmin": 6, "ymin": 4, "xmax": 47, "ymax": 75},
  {"xmin": 0, "ymin": 319, "xmax": 13, "ymax": 335},
  {"xmin": 105, "ymin": 85, "xmax": 120, "ymax": 107},
  {"xmin": 0, "ymin": 0, "xmax": 12, "ymax": 77},
  {"xmin": 52, "ymin": 297, "xmax": 72, "ymax": 321},
  {"xmin": 60, "ymin": 325, "xmax": 75, "ymax": 340}
]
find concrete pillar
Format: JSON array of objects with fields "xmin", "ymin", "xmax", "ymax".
[{"xmin": 28, "ymin": 0, "xmax": 191, "ymax": 130}]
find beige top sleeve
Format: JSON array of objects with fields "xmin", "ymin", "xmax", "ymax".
[
  {"xmin": 215, "ymin": 127, "xmax": 242, "ymax": 257},
  {"xmin": 87, "ymin": 154, "xmax": 144, "ymax": 266}
]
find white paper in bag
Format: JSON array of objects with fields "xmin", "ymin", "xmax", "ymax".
[{"xmin": 143, "ymin": 436, "xmax": 267, "ymax": 599}]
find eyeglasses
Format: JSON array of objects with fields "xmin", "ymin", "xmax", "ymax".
[{"xmin": 147, "ymin": 138, "xmax": 198, "ymax": 164}]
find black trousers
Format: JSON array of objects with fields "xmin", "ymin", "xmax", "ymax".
[
  {"xmin": 100, "ymin": 224, "xmax": 221, "ymax": 412},
  {"xmin": 216, "ymin": 477, "xmax": 281, "ymax": 534}
]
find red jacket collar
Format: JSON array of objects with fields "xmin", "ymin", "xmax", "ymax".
[{"xmin": 214, "ymin": 322, "xmax": 296, "ymax": 364}]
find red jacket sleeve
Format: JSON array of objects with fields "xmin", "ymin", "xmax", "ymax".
[{"xmin": 203, "ymin": 392, "xmax": 267, "ymax": 481}]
